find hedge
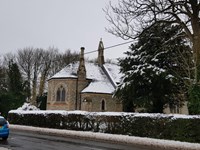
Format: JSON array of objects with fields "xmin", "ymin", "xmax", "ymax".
[{"xmin": 8, "ymin": 111, "xmax": 200, "ymax": 143}]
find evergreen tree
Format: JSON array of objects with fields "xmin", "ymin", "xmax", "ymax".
[
  {"xmin": 116, "ymin": 23, "xmax": 192, "ymax": 113},
  {"xmin": 7, "ymin": 60, "xmax": 24, "ymax": 95},
  {"xmin": 0, "ymin": 66, "xmax": 7, "ymax": 92},
  {"xmin": 188, "ymin": 84, "xmax": 200, "ymax": 114},
  {"xmin": 0, "ymin": 60, "xmax": 26, "ymax": 117}
]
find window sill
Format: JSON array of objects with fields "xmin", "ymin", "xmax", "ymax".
[{"xmin": 54, "ymin": 101, "xmax": 66, "ymax": 104}]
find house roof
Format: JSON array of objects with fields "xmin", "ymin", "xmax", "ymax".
[{"xmin": 49, "ymin": 61, "xmax": 122, "ymax": 94}]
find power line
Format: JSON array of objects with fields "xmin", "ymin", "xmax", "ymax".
[
  {"xmin": 14, "ymin": 40, "xmax": 134, "ymax": 65},
  {"xmin": 51, "ymin": 40, "xmax": 134, "ymax": 62},
  {"xmin": 84, "ymin": 40, "xmax": 134, "ymax": 55}
]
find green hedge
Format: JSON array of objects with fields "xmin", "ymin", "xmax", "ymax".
[{"xmin": 8, "ymin": 111, "xmax": 200, "ymax": 143}]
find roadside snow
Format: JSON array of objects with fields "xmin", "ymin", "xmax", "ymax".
[
  {"xmin": 0, "ymin": 148, "xmax": 10, "ymax": 150},
  {"xmin": 8, "ymin": 109, "xmax": 200, "ymax": 149},
  {"xmin": 10, "ymin": 124, "xmax": 200, "ymax": 150}
]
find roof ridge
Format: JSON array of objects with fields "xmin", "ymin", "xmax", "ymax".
[{"xmin": 102, "ymin": 64, "xmax": 117, "ymax": 88}]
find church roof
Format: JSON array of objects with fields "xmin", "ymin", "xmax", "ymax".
[{"xmin": 49, "ymin": 61, "xmax": 122, "ymax": 94}]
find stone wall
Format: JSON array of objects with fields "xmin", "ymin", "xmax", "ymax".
[
  {"xmin": 76, "ymin": 79, "xmax": 91, "ymax": 110},
  {"xmin": 81, "ymin": 93, "xmax": 122, "ymax": 112},
  {"xmin": 47, "ymin": 78, "xmax": 77, "ymax": 110},
  {"xmin": 163, "ymin": 101, "xmax": 189, "ymax": 114},
  {"xmin": 47, "ymin": 78, "xmax": 122, "ymax": 112}
]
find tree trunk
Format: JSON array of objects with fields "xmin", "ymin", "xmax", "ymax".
[
  {"xmin": 27, "ymin": 70, "xmax": 31, "ymax": 101},
  {"xmin": 192, "ymin": 35, "xmax": 200, "ymax": 84},
  {"xmin": 31, "ymin": 64, "xmax": 38, "ymax": 106},
  {"xmin": 38, "ymin": 74, "xmax": 46, "ymax": 97}
]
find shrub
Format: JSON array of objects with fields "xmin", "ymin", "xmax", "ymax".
[{"xmin": 7, "ymin": 111, "xmax": 200, "ymax": 143}]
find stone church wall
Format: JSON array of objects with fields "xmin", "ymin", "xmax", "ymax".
[
  {"xmin": 47, "ymin": 78, "xmax": 77, "ymax": 110},
  {"xmin": 81, "ymin": 93, "xmax": 122, "ymax": 112}
]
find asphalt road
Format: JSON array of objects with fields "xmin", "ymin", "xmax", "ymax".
[{"xmin": 0, "ymin": 129, "xmax": 158, "ymax": 150}]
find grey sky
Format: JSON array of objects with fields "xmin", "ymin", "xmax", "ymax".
[{"xmin": 0, "ymin": 0, "xmax": 129, "ymax": 59}]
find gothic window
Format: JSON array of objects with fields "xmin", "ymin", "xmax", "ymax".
[
  {"xmin": 101, "ymin": 99, "xmax": 106, "ymax": 111},
  {"xmin": 169, "ymin": 101, "xmax": 181, "ymax": 114},
  {"xmin": 56, "ymin": 85, "xmax": 66, "ymax": 101},
  {"xmin": 170, "ymin": 105, "xmax": 180, "ymax": 114},
  {"xmin": 61, "ymin": 88, "xmax": 65, "ymax": 101},
  {"xmin": 56, "ymin": 88, "xmax": 60, "ymax": 101}
]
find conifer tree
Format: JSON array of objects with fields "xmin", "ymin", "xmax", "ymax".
[
  {"xmin": 7, "ymin": 60, "xmax": 24, "ymax": 95},
  {"xmin": 116, "ymin": 23, "xmax": 192, "ymax": 113},
  {"xmin": 0, "ymin": 60, "xmax": 26, "ymax": 117}
]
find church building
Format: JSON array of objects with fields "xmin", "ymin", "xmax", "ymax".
[
  {"xmin": 46, "ymin": 40, "xmax": 122, "ymax": 112},
  {"xmin": 46, "ymin": 40, "xmax": 189, "ymax": 114}
]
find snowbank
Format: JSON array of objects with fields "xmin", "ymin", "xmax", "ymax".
[
  {"xmin": 16, "ymin": 103, "xmax": 40, "ymax": 111},
  {"xmin": 10, "ymin": 124, "xmax": 200, "ymax": 150},
  {"xmin": 0, "ymin": 148, "xmax": 9, "ymax": 150}
]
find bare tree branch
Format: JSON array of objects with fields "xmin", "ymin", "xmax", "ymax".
[{"xmin": 105, "ymin": 0, "xmax": 200, "ymax": 82}]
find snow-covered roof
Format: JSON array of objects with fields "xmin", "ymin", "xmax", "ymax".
[
  {"xmin": 104, "ymin": 63, "xmax": 122, "ymax": 83},
  {"xmin": 49, "ymin": 62, "xmax": 122, "ymax": 94},
  {"xmin": 50, "ymin": 62, "xmax": 79, "ymax": 79}
]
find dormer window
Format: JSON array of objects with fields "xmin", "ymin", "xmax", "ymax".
[{"xmin": 56, "ymin": 85, "xmax": 66, "ymax": 101}]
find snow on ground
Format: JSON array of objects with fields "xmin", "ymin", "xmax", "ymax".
[
  {"xmin": 0, "ymin": 148, "xmax": 10, "ymax": 150},
  {"xmin": 9, "ymin": 124, "xmax": 200, "ymax": 150},
  {"xmin": 7, "ymin": 107, "xmax": 200, "ymax": 149}
]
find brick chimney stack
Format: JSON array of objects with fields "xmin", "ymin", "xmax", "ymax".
[{"xmin": 98, "ymin": 39, "xmax": 105, "ymax": 67}]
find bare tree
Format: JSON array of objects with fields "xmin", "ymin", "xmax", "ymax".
[
  {"xmin": 3, "ymin": 53, "xmax": 16, "ymax": 68},
  {"xmin": 105, "ymin": 0, "xmax": 200, "ymax": 83},
  {"xmin": 38, "ymin": 47, "xmax": 58, "ymax": 97},
  {"xmin": 62, "ymin": 49, "xmax": 79, "ymax": 66},
  {"xmin": 17, "ymin": 47, "xmax": 34, "ymax": 101},
  {"xmin": 38, "ymin": 48, "xmax": 78, "ymax": 98},
  {"xmin": 16, "ymin": 46, "xmax": 79, "ymax": 106},
  {"xmin": 49, "ymin": 49, "xmax": 79, "ymax": 77},
  {"xmin": 31, "ymin": 48, "xmax": 43, "ymax": 105}
]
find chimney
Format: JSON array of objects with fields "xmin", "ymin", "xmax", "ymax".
[
  {"xmin": 77, "ymin": 47, "xmax": 86, "ymax": 79},
  {"xmin": 98, "ymin": 39, "xmax": 105, "ymax": 66}
]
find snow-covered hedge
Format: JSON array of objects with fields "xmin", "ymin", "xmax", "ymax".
[{"xmin": 8, "ymin": 110, "xmax": 200, "ymax": 143}]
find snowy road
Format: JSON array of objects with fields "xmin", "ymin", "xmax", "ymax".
[
  {"xmin": 0, "ymin": 129, "xmax": 153, "ymax": 150},
  {"xmin": 0, "ymin": 125, "xmax": 200, "ymax": 150}
]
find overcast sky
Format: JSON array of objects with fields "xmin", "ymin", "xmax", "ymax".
[{"xmin": 0, "ymin": 0, "xmax": 130, "ymax": 60}]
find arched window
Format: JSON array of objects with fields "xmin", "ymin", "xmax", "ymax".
[
  {"xmin": 101, "ymin": 99, "xmax": 106, "ymax": 111},
  {"xmin": 56, "ymin": 85, "xmax": 66, "ymax": 101},
  {"xmin": 56, "ymin": 88, "xmax": 61, "ymax": 101},
  {"xmin": 61, "ymin": 88, "xmax": 65, "ymax": 101}
]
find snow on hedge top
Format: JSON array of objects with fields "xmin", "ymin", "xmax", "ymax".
[
  {"xmin": 17, "ymin": 103, "xmax": 40, "ymax": 111},
  {"xmin": 49, "ymin": 61, "xmax": 122, "ymax": 94},
  {"xmin": 8, "ymin": 110, "xmax": 200, "ymax": 119}
]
